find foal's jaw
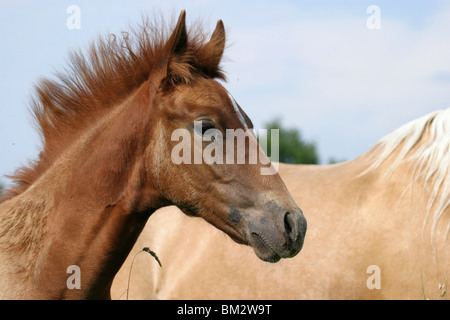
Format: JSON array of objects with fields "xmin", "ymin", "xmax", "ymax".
[{"xmin": 180, "ymin": 176, "xmax": 307, "ymax": 263}]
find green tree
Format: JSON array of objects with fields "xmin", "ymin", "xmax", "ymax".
[
  {"xmin": 259, "ymin": 118, "xmax": 319, "ymax": 164},
  {"xmin": 328, "ymin": 156, "xmax": 346, "ymax": 164}
]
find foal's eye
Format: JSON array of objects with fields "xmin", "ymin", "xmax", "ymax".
[
  {"xmin": 201, "ymin": 123, "xmax": 216, "ymax": 135},
  {"xmin": 194, "ymin": 120, "xmax": 216, "ymax": 137}
]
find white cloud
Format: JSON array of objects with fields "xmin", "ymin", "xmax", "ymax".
[{"xmin": 222, "ymin": 7, "xmax": 450, "ymax": 162}]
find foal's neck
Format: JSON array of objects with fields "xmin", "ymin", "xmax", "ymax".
[{"xmin": 0, "ymin": 85, "xmax": 164, "ymax": 299}]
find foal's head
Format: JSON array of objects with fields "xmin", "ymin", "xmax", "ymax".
[
  {"xmin": 9, "ymin": 11, "xmax": 306, "ymax": 264},
  {"xmin": 141, "ymin": 12, "xmax": 306, "ymax": 262}
]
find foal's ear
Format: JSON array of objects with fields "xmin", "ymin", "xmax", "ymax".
[
  {"xmin": 165, "ymin": 10, "xmax": 188, "ymax": 64},
  {"xmin": 195, "ymin": 20, "xmax": 226, "ymax": 79},
  {"xmin": 156, "ymin": 10, "xmax": 191, "ymax": 88}
]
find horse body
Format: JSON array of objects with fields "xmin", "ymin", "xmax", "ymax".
[
  {"xmin": 112, "ymin": 109, "xmax": 449, "ymax": 299},
  {"xmin": 0, "ymin": 12, "xmax": 306, "ymax": 299}
]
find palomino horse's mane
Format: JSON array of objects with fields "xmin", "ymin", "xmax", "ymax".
[
  {"xmin": 4, "ymin": 15, "xmax": 226, "ymax": 199},
  {"xmin": 364, "ymin": 108, "xmax": 450, "ymax": 247}
]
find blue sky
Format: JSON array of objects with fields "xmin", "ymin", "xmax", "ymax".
[{"xmin": 1, "ymin": 0, "xmax": 450, "ymax": 186}]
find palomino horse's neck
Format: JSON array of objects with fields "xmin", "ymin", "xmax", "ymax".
[{"xmin": 0, "ymin": 83, "xmax": 163, "ymax": 299}]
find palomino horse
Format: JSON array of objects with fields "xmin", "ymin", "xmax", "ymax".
[
  {"xmin": 0, "ymin": 11, "xmax": 306, "ymax": 299},
  {"xmin": 112, "ymin": 108, "xmax": 450, "ymax": 299}
]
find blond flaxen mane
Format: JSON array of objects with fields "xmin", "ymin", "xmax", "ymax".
[{"xmin": 364, "ymin": 108, "xmax": 450, "ymax": 247}]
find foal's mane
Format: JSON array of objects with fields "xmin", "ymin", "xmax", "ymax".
[
  {"xmin": 3, "ymin": 14, "xmax": 226, "ymax": 199},
  {"xmin": 364, "ymin": 108, "xmax": 450, "ymax": 245}
]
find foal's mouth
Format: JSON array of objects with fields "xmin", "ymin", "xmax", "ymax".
[{"xmin": 250, "ymin": 232, "xmax": 281, "ymax": 263}]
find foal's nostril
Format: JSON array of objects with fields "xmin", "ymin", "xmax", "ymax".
[{"xmin": 284, "ymin": 212, "xmax": 297, "ymax": 242}]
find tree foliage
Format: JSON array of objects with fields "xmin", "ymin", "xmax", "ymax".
[{"xmin": 259, "ymin": 118, "xmax": 319, "ymax": 164}]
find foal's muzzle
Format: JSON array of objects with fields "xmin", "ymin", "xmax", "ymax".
[{"xmin": 247, "ymin": 205, "xmax": 307, "ymax": 263}]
